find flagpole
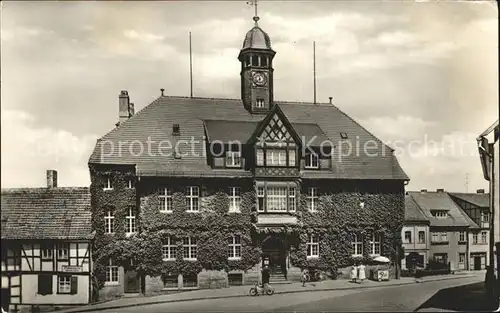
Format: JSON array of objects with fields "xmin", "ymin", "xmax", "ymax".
[
  {"xmin": 313, "ymin": 41, "xmax": 317, "ymax": 104},
  {"xmin": 189, "ymin": 31, "xmax": 193, "ymax": 98}
]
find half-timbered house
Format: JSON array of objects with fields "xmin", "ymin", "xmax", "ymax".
[{"xmin": 1, "ymin": 170, "xmax": 93, "ymax": 313}]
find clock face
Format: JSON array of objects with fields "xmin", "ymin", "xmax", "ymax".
[{"xmin": 252, "ymin": 72, "xmax": 267, "ymax": 86}]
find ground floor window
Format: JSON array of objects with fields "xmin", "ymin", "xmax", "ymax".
[
  {"xmin": 57, "ymin": 275, "xmax": 71, "ymax": 294},
  {"xmin": 106, "ymin": 259, "xmax": 119, "ymax": 283},
  {"xmin": 183, "ymin": 275, "xmax": 198, "ymax": 288},
  {"xmin": 228, "ymin": 273, "xmax": 243, "ymax": 286},
  {"xmin": 433, "ymin": 253, "xmax": 448, "ymax": 264},
  {"xmin": 458, "ymin": 253, "xmax": 466, "ymax": 269},
  {"xmin": 163, "ymin": 275, "xmax": 178, "ymax": 288}
]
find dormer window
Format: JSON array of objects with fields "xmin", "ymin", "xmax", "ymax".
[
  {"xmin": 305, "ymin": 152, "xmax": 319, "ymax": 169},
  {"xmin": 256, "ymin": 98, "xmax": 265, "ymax": 108},
  {"xmin": 431, "ymin": 210, "xmax": 448, "ymax": 218},
  {"xmin": 226, "ymin": 151, "xmax": 241, "ymax": 168},
  {"xmin": 172, "ymin": 124, "xmax": 180, "ymax": 136}
]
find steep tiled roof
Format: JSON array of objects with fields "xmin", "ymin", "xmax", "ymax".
[
  {"xmin": 449, "ymin": 192, "xmax": 490, "ymax": 208},
  {"xmin": 1, "ymin": 187, "xmax": 93, "ymax": 240},
  {"xmin": 408, "ymin": 191, "xmax": 478, "ymax": 228},
  {"xmin": 89, "ymin": 96, "xmax": 409, "ymax": 180},
  {"xmin": 405, "ymin": 195, "xmax": 428, "ymax": 223}
]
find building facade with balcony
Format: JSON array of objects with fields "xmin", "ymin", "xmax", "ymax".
[{"xmin": 88, "ymin": 14, "xmax": 408, "ymax": 299}]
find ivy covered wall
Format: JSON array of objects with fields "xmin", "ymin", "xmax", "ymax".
[{"xmin": 89, "ymin": 165, "xmax": 404, "ymax": 294}]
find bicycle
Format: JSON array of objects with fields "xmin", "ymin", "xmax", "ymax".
[
  {"xmin": 304, "ymin": 268, "xmax": 324, "ymax": 282},
  {"xmin": 249, "ymin": 282, "xmax": 275, "ymax": 296}
]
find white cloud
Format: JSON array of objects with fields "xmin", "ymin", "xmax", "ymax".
[
  {"xmin": 1, "ymin": 109, "xmax": 98, "ymax": 187},
  {"xmin": 123, "ymin": 29, "xmax": 165, "ymax": 43}
]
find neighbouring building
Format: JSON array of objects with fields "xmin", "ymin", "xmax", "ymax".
[
  {"xmin": 401, "ymin": 195, "xmax": 430, "ymax": 270},
  {"xmin": 1, "ymin": 170, "xmax": 93, "ymax": 313},
  {"xmin": 407, "ymin": 190, "xmax": 479, "ymax": 271},
  {"xmin": 88, "ymin": 13, "xmax": 409, "ymax": 299},
  {"xmin": 450, "ymin": 190, "xmax": 490, "ymax": 270}
]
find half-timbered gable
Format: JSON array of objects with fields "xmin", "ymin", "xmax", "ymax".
[{"xmin": 1, "ymin": 174, "xmax": 93, "ymax": 313}]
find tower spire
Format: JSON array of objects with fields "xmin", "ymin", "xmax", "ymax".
[{"xmin": 247, "ymin": 0, "xmax": 259, "ymax": 25}]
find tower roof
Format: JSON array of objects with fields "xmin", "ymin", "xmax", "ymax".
[{"xmin": 242, "ymin": 17, "xmax": 272, "ymax": 50}]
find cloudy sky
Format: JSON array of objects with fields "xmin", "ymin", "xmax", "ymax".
[{"xmin": 1, "ymin": 1, "xmax": 498, "ymax": 192}]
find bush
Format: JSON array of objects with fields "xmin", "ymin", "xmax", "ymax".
[{"xmin": 415, "ymin": 268, "xmax": 450, "ymax": 278}]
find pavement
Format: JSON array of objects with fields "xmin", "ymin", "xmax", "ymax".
[{"xmin": 56, "ymin": 272, "xmax": 480, "ymax": 313}]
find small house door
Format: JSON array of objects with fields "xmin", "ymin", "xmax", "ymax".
[
  {"xmin": 124, "ymin": 270, "xmax": 140, "ymax": 293},
  {"xmin": 474, "ymin": 257, "xmax": 481, "ymax": 270},
  {"xmin": 1, "ymin": 288, "xmax": 10, "ymax": 312}
]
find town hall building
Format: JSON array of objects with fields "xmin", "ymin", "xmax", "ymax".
[{"xmin": 88, "ymin": 13, "xmax": 409, "ymax": 299}]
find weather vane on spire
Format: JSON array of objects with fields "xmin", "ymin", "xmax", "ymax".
[{"xmin": 246, "ymin": 0, "xmax": 259, "ymax": 25}]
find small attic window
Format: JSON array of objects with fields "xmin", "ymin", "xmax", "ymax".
[
  {"xmin": 172, "ymin": 124, "xmax": 180, "ymax": 136},
  {"xmin": 431, "ymin": 210, "xmax": 448, "ymax": 218},
  {"xmin": 340, "ymin": 132, "xmax": 348, "ymax": 139}
]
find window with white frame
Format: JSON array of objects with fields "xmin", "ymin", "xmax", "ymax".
[
  {"xmin": 432, "ymin": 210, "xmax": 448, "ymax": 218},
  {"xmin": 162, "ymin": 236, "xmax": 176, "ymax": 261},
  {"xmin": 256, "ymin": 98, "xmax": 265, "ymax": 108},
  {"xmin": 307, "ymin": 234, "xmax": 319, "ymax": 258},
  {"xmin": 482, "ymin": 211, "xmax": 490, "ymax": 223},
  {"xmin": 404, "ymin": 231, "xmax": 412, "ymax": 243},
  {"xmin": 288, "ymin": 149, "xmax": 296, "ymax": 166},
  {"xmin": 352, "ymin": 233, "xmax": 363, "ymax": 256},
  {"xmin": 56, "ymin": 243, "xmax": 69, "ymax": 260},
  {"xmin": 266, "ymin": 149, "xmax": 287, "ymax": 167},
  {"xmin": 481, "ymin": 231, "xmax": 487, "ymax": 244},
  {"xmin": 307, "ymin": 187, "xmax": 319, "ymax": 212},
  {"xmin": 185, "ymin": 187, "xmax": 200, "ymax": 212},
  {"xmin": 459, "ymin": 253, "xmax": 465, "ymax": 264},
  {"xmin": 257, "ymin": 186, "xmax": 265, "ymax": 212},
  {"xmin": 58, "ymin": 275, "xmax": 71, "ymax": 293},
  {"xmin": 266, "ymin": 187, "xmax": 287, "ymax": 212},
  {"xmin": 369, "ymin": 232, "xmax": 381, "ymax": 255},
  {"xmin": 159, "ymin": 188, "xmax": 173, "ymax": 212},
  {"xmin": 104, "ymin": 209, "xmax": 114, "ymax": 234},
  {"xmin": 418, "ymin": 231, "xmax": 426, "ymax": 243},
  {"xmin": 473, "ymin": 233, "xmax": 479, "ymax": 244},
  {"xmin": 228, "ymin": 235, "xmax": 241, "ymax": 259},
  {"xmin": 256, "ymin": 149, "xmax": 264, "ymax": 166},
  {"xmin": 105, "ymin": 259, "xmax": 119, "ymax": 283},
  {"xmin": 459, "ymin": 231, "xmax": 466, "ymax": 242},
  {"xmin": 229, "ymin": 187, "xmax": 241, "ymax": 212},
  {"xmin": 440, "ymin": 232, "xmax": 447, "ymax": 242},
  {"xmin": 126, "ymin": 208, "xmax": 137, "ymax": 234},
  {"xmin": 182, "ymin": 237, "xmax": 197, "ymax": 260},
  {"xmin": 431, "ymin": 232, "xmax": 439, "ymax": 242},
  {"xmin": 226, "ymin": 151, "xmax": 241, "ymax": 167},
  {"xmin": 127, "ymin": 179, "xmax": 135, "ymax": 189},
  {"xmin": 305, "ymin": 152, "xmax": 319, "ymax": 169},
  {"xmin": 41, "ymin": 245, "xmax": 53, "ymax": 260},
  {"xmin": 288, "ymin": 188, "xmax": 296, "ymax": 212},
  {"xmin": 103, "ymin": 177, "xmax": 113, "ymax": 190}
]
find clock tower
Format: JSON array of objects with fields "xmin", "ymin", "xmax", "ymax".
[{"xmin": 238, "ymin": 15, "xmax": 276, "ymax": 114}]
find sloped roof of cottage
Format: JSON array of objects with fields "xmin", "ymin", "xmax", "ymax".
[
  {"xmin": 1, "ymin": 187, "xmax": 93, "ymax": 240},
  {"xmin": 89, "ymin": 96, "xmax": 409, "ymax": 180},
  {"xmin": 405, "ymin": 195, "xmax": 429, "ymax": 223},
  {"xmin": 449, "ymin": 192, "xmax": 490, "ymax": 208},
  {"xmin": 408, "ymin": 191, "xmax": 479, "ymax": 228}
]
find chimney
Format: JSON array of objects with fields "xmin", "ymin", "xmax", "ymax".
[
  {"xmin": 129, "ymin": 102, "xmax": 135, "ymax": 116},
  {"xmin": 161, "ymin": 88, "xmax": 165, "ymax": 96},
  {"xmin": 477, "ymin": 189, "xmax": 485, "ymax": 194},
  {"xmin": 329, "ymin": 97, "xmax": 333, "ymax": 104},
  {"xmin": 437, "ymin": 188, "xmax": 444, "ymax": 192},
  {"xmin": 119, "ymin": 90, "xmax": 130, "ymax": 124},
  {"xmin": 421, "ymin": 189, "xmax": 427, "ymax": 192},
  {"xmin": 46, "ymin": 170, "xmax": 58, "ymax": 188}
]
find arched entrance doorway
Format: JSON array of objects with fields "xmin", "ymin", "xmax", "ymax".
[{"xmin": 261, "ymin": 235, "xmax": 287, "ymax": 276}]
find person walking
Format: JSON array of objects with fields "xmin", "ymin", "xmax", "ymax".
[
  {"xmin": 350, "ymin": 264, "xmax": 357, "ymax": 283},
  {"xmin": 261, "ymin": 265, "xmax": 271, "ymax": 294},
  {"xmin": 301, "ymin": 268, "xmax": 309, "ymax": 287},
  {"xmin": 357, "ymin": 263, "xmax": 366, "ymax": 284}
]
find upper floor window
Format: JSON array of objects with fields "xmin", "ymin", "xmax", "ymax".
[
  {"xmin": 288, "ymin": 149, "xmax": 296, "ymax": 166},
  {"xmin": 229, "ymin": 187, "xmax": 241, "ymax": 212},
  {"xmin": 369, "ymin": 232, "xmax": 381, "ymax": 256},
  {"xmin": 127, "ymin": 179, "xmax": 135, "ymax": 189},
  {"xmin": 266, "ymin": 149, "xmax": 287, "ymax": 167},
  {"xmin": 418, "ymin": 231, "xmax": 426, "ymax": 243},
  {"xmin": 226, "ymin": 151, "xmax": 241, "ymax": 167},
  {"xmin": 103, "ymin": 177, "xmax": 113, "ymax": 191},
  {"xmin": 473, "ymin": 233, "xmax": 479, "ymax": 244},
  {"xmin": 440, "ymin": 232, "xmax": 448, "ymax": 242},
  {"xmin": 404, "ymin": 231, "xmax": 412, "ymax": 244},
  {"xmin": 257, "ymin": 184, "xmax": 296, "ymax": 213},
  {"xmin": 482, "ymin": 211, "xmax": 490, "ymax": 223},
  {"xmin": 307, "ymin": 187, "xmax": 319, "ymax": 212},
  {"xmin": 104, "ymin": 209, "xmax": 114, "ymax": 234},
  {"xmin": 307, "ymin": 234, "xmax": 319, "ymax": 258},
  {"xmin": 459, "ymin": 231, "xmax": 466, "ymax": 242},
  {"xmin": 256, "ymin": 98, "xmax": 265, "ymax": 108},
  {"xmin": 182, "ymin": 237, "xmax": 197, "ymax": 260},
  {"xmin": 159, "ymin": 188, "xmax": 173, "ymax": 213},
  {"xmin": 267, "ymin": 187, "xmax": 287, "ymax": 212},
  {"xmin": 126, "ymin": 208, "xmax": 137, "ymax": 235},
  {"xmin": 162, "ymin": 236, "xmax": 176, "ymax": 261},
  {"xmin": 256, "ymin": 149, "xmax": 264, "ymax": 166},
  {"xmin": 185, "ymin": 187, "xmax": 200, "ymax": 212},
  {"xmin": 228, "ymin": 235, "xmax": 241, "ymax": 260},
  {"xmin": 305, "ymin": 152, "xmax": 319, "ymax": 169},
  {"xmin": 56, "ymin": 243, "xmax": 69, "ymax": 260},
  {"xmin": 288, "ymin": 188, "xmax": 296, "ymax": 212},
  {"xmin": 352, "ymin": 233, "xmax": 363, "ymax": 256},
  {"xmin": 257, "ymin": 186, "xmax": 265, "ymax": 212},
  {"xmin": 41, "ymin": 245, "xmax": 53, "ymax": 260},
  {"xmin": 481, "ymin": 231, "xmax": 487, "ymax": 244}
]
